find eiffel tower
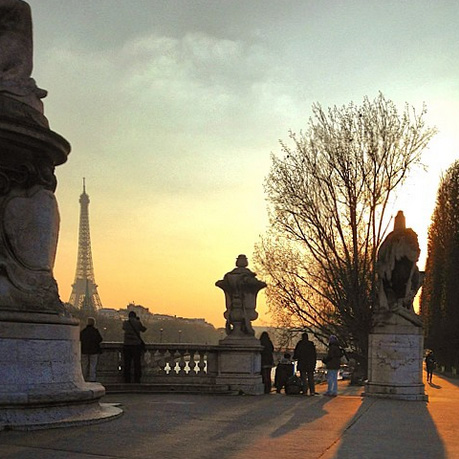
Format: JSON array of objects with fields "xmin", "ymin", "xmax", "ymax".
[{"xmin": 68, "ymin": 179, "xmax": 103, "ymax": 311}]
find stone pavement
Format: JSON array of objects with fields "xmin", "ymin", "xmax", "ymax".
[{"xmin": 0, "ymin": 373, "xmax": 458, "ymax": 459}]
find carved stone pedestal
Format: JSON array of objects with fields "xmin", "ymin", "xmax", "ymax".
[
  {"xmin": 0, "ymin": 105, "xmax": 122, "ymax": 429},
  {"xmin": 215, "ymin": 339, "xmax": 264, "ymax": 395},
  {"xmin": 0, "ymin": 2, "xmax": 122, "ymax": 429},
  {"xmin": 214, "ymin": 255, "xmax": 266, "ymax": 395},
  {"xmin": 365, "ymin": 309, "xmax": 427, "ymax": 401},
  {"xmin": 0, "ymin": 312, "xmax": 122, "ymax": 430}
]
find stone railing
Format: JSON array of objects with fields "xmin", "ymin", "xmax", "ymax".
[
  {"xmin": 97, "ymin": 342, "xmax": 220, "ymax": 386},
  {"xmin": 96, "ymin": 340, "xmax": 264, "ymax": 395}
]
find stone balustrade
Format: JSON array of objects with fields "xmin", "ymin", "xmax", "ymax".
[
  {"xmin": 95, "ymin": 341, "xmax": 264, "ymax": 394},
  {"xmin": 97, "ymin": 342, "xmax": 220, "ymax": 386}
]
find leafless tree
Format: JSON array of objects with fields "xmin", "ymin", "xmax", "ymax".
[{"xmin": 254, "ymin": 93, "xmax": 437, "ymax": 368}]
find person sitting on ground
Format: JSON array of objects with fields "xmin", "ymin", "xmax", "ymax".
[
  {"xmin": 274, "ymin": 352, "xmax": 294, "ymax": 393},
  {"xmin": 285, "ymin": 373, "xmax": 304, "ymax": 395}
]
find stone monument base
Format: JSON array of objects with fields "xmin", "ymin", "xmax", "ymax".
[
  {"xmin": 365, "ymin": 309, "xmax": 427, "ymax": 401},
  {"xmin": 0, "ymin": 312, "xmax": 122, "ymax": 430},
  {"xmin": 215, "ymin": 337, "xmax": 264, "ymax": 395},
  {"xmin": 365, "ymin": 382, "xmax": 426, "ymax": 401}
]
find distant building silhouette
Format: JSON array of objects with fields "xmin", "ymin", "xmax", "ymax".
[{"xmin": 68, "ymin": 179, "xmax": 103, "ymax": 311}]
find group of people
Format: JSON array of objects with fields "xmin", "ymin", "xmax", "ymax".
[
  {"xmin": 259, "ymin": 331, "xmax": 343, "ymax": 396},
  {"xmin": 79, "ymin": 311, "xmax": 147, "ymax": 383}
]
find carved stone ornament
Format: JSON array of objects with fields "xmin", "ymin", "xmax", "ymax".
[
  {"xmin": 0, "ymin": 1, "xmax": 122, "ymax": 433},
  {"xmin": 216, "ymin": 255, "xmax": 266, "ymax": 337},
  {"xmin": 0, "ymin": 0, "xmax": 70, "ymax": 314},
  {"xmin": 0, "ymin": 0, "xmax": 47, "ymax": 114}
]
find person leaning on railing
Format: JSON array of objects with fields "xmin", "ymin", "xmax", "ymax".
[{"xmin": 122, "ymin": 311, "xmax": 147, "ymax": 383}]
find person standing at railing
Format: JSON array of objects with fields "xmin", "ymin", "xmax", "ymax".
[
  {"xmin": 122, "ymin": 311, "xmax": 147, "ymax": 383},
  {"xmin": 80, "ymin": 317, "xmax": 103, "ymax": 382}
]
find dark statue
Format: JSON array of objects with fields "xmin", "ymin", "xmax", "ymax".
[
  {"xmin": 376, "ymin": 211, "xmax": 423, "ymax": 313},
  {"xmin": 0, "ymin": 0, "xmax": 69, "ymax": 314},
  {"xmin": 216, "ymin": 255, "xmax": 266, "ymax": 336},
  {"xmin": 0, "ymin": 0, "xmax": 47, "ymax": 114}
]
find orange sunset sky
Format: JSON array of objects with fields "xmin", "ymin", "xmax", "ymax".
[{"xmin": 27, "ymin": 1, "xmax": 459, "ymax": 327}]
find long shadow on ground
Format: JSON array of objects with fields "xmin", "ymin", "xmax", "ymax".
[
  {"xmin": 0, "ymin": 393, "xmax": 332, "ymax": 459},
  {"xmin": 269, "ymin": 395, "xmax": 330, "ymax": 438},
  {"xmin": 332, "ymin": 397, "xmax": 445, "ymax": 459}
]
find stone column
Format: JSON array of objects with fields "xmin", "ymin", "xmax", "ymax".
[{"xmin": 0, "ymin": 0, "xmax": 121, "ymax": 429}]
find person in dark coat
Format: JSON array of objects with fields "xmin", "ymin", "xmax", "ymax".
[
  {"xmin": 80, "ymin": 317, "xmax": 103, "ymax": 382},
  {"xmin": 274, "ymin": 352, "xmax": 294, "ymax": 393},
  {"xmin": 259, "ymin": 331, "xmax": 274, "ymax": 394},
  {"xmin": 425, "ymin": 350, "xmax": 436, "ymax": 383},
  {"xmin": 123, "ymin": 311, "xmax": 147, "ymax": 383},
  {"xmin": 322, "ymin": 335, "xmax": 342, "ymax": 396},
  {"xmin": 293, "ymin": 332, "xmax": 317, "ymax": 395}
]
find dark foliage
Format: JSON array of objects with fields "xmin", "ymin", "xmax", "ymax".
[{"xmin": 421, "ymin": 160, "xmax": 459, "ymax": 370}]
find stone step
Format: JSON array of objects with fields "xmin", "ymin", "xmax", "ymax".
[{"xmin": 103, "ymin": 383, "xmax": 236, "ymax": 395}]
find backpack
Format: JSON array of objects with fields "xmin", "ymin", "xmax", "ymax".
[{"xmin": 285, "ymin": 375, "xmax": 303, "ymax": 395}]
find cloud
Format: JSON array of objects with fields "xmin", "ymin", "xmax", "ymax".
[
  {"xmin": 40, "ymin": 29, "xmax": 298, "ymax": 140},
  {"xmin": 118, "ymin": 31, "xmax": 291, "ymax": 117},
  {"xmin": 40, "ymin": 31, "xmax": 299, "ymax": 196}
]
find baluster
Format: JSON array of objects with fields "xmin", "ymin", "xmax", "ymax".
[
  {"xmin": 157, "ymin": 349, "xmax": 167, "ymax": 375},
  {"xmin": 151, "ymin": 349, "xmax": 160, "ymax": 374},
  {"xmin": 117, "ymin": 350, "xmax": 123, "ymax": 373},
  {"xmin": 197, "ymin": 350, "xmax": 206, "ymax": 375},
  {"xmin": 177, "ymin": 349, "xmax": 187, "ymax": 375},
  {"xmin": 143, "ymin": 349, "xmax": 152, "ymax": 381},
  {"xmin": 188, "ymin": 350, "xmax": 196, "ymax": 375},
  {"xmin": 168, "ymin": 348, "xmax": 178, "ymax": 374}
]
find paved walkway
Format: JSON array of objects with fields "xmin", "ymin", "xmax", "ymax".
[{"xmin": 1, "ymin": 373, "xmax": 458, "ymax": 459}]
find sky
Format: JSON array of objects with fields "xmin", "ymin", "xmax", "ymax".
[{"xmin": 25, "ymin": 0, "xmax": 459, "ymax": 327}]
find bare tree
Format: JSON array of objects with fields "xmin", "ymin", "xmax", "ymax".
[{"xmin": 255, "ymin": 93, "xmax": 436, "ymax": 368}]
